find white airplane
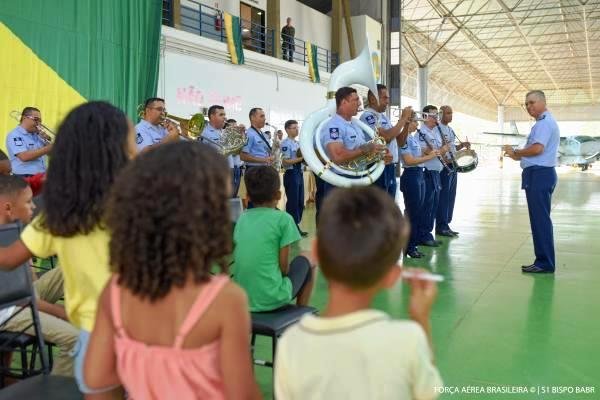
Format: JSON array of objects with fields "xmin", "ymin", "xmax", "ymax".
[{"xmin": 483, "ymin": 122, "xmax": 600, "ymax": 171}]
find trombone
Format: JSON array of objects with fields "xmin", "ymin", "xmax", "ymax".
[{"xmin": 9, "ymin": 110, "xmax": 55, "ymax": 145}]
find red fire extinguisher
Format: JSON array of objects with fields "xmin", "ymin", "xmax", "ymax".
[{"xmin": 215, "ymin": 11, "xmax": 222, "ymax": 31}]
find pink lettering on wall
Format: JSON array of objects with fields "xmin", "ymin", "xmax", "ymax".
[{"xmin": 176, "ymin": 85, "xmax": 242, "ymax": 112}]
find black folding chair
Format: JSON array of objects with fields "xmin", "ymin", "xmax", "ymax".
[{"xmin": 0, "ymin": 223, "xmax": 51, "ymax": 388}]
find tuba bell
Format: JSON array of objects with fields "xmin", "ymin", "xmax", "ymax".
[{"xmin": 299, "ymin": 39, "xmax": 385, "ymax": 187}]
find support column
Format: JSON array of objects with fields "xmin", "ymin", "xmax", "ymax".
[
  {"xmin": 417, "ymin": 66, "xmax": 428, "ymax": 110},
  {"xmin": 498, "ymin": 104, "xmax": 505, "ymax": 133},
  {"xmin": 332, "ymin": 0, "xmax": 343, "ymax": 63},
  {"xmin": 267, "ymin": 0, "xmax": 281, "ymax": 59},
  {"xmin": 173, "ymin": 0, "xmax": 181, "ymax": 29},
  {"xmin": 341, "ymin": 0, "xmax": 356, "ymax": 59}
]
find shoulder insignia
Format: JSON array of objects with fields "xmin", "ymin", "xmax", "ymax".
[{"xmin": 329, "ymin": 127, "xmax": 340, "ymax": 140}]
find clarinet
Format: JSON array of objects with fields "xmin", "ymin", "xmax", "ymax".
[
  {"xmin": 418, "ymin": 129, "xmax": 452, "ymax": 172},
  {"xmin": 436, "ymin": 123, "xmax": 458, "ymax": 171}
]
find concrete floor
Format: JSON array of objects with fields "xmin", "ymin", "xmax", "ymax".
[{"xmin": 255, "ymin": 165, "xmax": 600, "ymax": 399}]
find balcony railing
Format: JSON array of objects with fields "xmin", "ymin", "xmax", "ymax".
[{"xmin": 162, "ymin": 0, "xmax": 337, "ymax": 73}]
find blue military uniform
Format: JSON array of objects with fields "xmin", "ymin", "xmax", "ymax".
[
  {"xmin": 435, "ymin": 123, "xmax": 458, "ymax": 234},
  {"xmin": 200, "ymin": 124, "xmax": 237, "ymax": 196},
  {"xmin": 360, "ymin": 108, "xmax": 398, "ymax": 198},
  {"xmin": 242, "ymin": 126, "xmax": 272, "ymax": 208},
  {"xmin": 6, "ymin": 126, "xmax": 47, "ymax": 176},
  {"xmin": 417, "ymin": 125, "xmax": 444, "ymax": 244},
  {"xmin": 281, "ymin": 137, "xmax": 304, "ymax": 226},
  {"xmin": 400, "ymin": 133, "xmax": 426, "ymax": 255},
  {"xmin": 135, "ymin": 120, "xmax": 167, "ymax": 152},
  {"xmin": 521, "ymin": 111, "xmax": 559, "ymax": 272},
  {"xmin": 242, "ymin": 127, "xmax": 271, "ymax": 167},
  {"xmin": 317, "ymin": 113, "xmax": 368, "ymax": 218}
]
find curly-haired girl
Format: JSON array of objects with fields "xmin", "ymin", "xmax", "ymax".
[{"xmin": 84, "ymin": 142, "xmax": 261, "ymax": 400}]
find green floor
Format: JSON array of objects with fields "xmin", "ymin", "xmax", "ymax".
[{"xmin": 254, "ymin": 166, "xmax": 600, "ymax": 399}]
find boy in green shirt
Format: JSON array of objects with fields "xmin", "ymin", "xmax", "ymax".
[{"xmin": 233, "ymin": 166, "xmax": 315, "ymax": 311}]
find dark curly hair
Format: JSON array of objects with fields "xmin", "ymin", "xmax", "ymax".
[
  {"xmin": 317, "ymin": 187, "xmax": 407, "ymax": 289},
  {"xmin": 106, "ymin": 141, "xmax": 232, "ymax": 301},
  {"xmin": 39, "ymin": 101, "xmax": 131, "ymax": 236}
]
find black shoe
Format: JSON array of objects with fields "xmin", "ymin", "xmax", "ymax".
[
  {"xmin": 521, "ymin": 263, "xmax": 536, "ymax": 270},
  {"xmin": 449, "ymin": 229, "xmax": 459, "ymax": 235},
  {"xmin": 299, "ymin": 230, "xmax": 309, "ymax": 237},
  {"xmin": 436, "ymin": 230, "xmax": 455, "ymax": 237},
  {"xmin": 522, "ymin": 265, "xmax": 553, "ymax": 274},
  {"xmin": 420, "ymin": 240, "xmax": 440, "ymax": 247},
  {"xmin": 407, "ymin": 250, "xmax": 423, "ymax": 258}
]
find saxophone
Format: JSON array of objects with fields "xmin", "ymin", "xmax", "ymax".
[{"xmin": 271, "ymin": 133, "xmax": 283, "ymax": 171}]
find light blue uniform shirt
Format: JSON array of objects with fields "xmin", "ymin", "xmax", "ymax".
[
  {"xmin": 520, "ymin": 111, "xmax": 560, "ymax": 169},
  {"xmin": 135, "ymin": 120, "xmax": 167, "ymax": 152},
  {"xmin": 281, "ymin": 137, "xmax": 301, "ymax": 171},
  {"xmin": 437, "ymin": 123, "xmax": 457, "ymax": 162},
  {"xmin": 6, "ymin": 126, "xmax": 47, "ymax": 175},
  {"xmin": 242, "ymin": 127, "xmax": 271, "ymax": 166},
  {"xmin": 320, "ymin": 113, "xmax": 368, "ymax": 161},
  {"xmin": 400, "ymin": 134, "xmax": 425, "ymax": 168},
  {"xmin": 200, "ymin": 124, "xmax": 234, "ymax": 168},
  {"xmin": 360, "ymin": 108, "xmax": 399, "ymax": 163},
  {"xmin": 417, "ymin": 125, "xmax": 444, "ymax": 172}
]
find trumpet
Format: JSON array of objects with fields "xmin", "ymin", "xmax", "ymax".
[
  {"xmin": 411, "ymin": 111, "xmax": 442, "ymax": 122},
  {"xmin": 9, "ymin": 110, "xmax": 55, "ymax": 145}
]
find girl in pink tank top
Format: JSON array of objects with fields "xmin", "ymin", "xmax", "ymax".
[{"xmin": 83, "ymin": 142, "xmax": 262, "ymax": 399}]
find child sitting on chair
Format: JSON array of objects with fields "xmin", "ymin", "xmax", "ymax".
[
  {"xmin": 0, "ymin": 175, "xmax": 78, "ymax": 377},
  {"xmin": 274, "ymin": 186, "xmax": 443, "ymax": 399},
  {"xmin": 84, "ymin": 142, "xmax": 261, "ymax": 400},
  {"xmin": 233, "ymin": 166, "xmax": 315, "ymax": 312}
]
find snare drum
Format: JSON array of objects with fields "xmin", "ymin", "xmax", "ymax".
[{"xmin": 454, "ymin": 148, "xmax": 478, "ymax": 173}]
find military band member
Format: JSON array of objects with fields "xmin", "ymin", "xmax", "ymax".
[
  {"xmin": 240, "ymin": 107, "xmax": 273, "ymax": 169},
  {"xmin": 6, "ymin": 107, "xmax": 52, "ymax": 177},
  {"xmin": 360, "ymin": 84, "xmax": 413, "ymax": 198},
  {"xmin": 417, "ymin": 105, "xmax": 449, "ymax": 248},
  {"xmin": 435, "ymin": 105, "xmax": 470, "ymax": 237},
  {"xmin": 135, "ymin": 97, "xmax": 179, "ymax": 153},
  {"xmin": 503, "ymin": 90, "xmax": 559, "ymax": 274},
  {"xmin": 316, "ymin": 87, "xmax": 387, "ymax": 218},
  {"xmin": 400, "ymin": 120, "xmax": 440, "ymax": 258},
  {"xmin": 241, "ymin": 107, "xmax": 274, "ymax": 208},
  {"xmin": 281, "ymin": 120, "xmax": 307, "ymax": 237}
]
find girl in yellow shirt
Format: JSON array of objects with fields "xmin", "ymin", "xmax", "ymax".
[{"xmin": 0, "ymin": 101, "xmax": 136, "ymax": 397}]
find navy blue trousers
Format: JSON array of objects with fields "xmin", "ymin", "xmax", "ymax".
[
  {"xmin": 522, "ymin": 166, "xmax": 557, "ymax": 271},
  {"xmin": 436, "ymin": 167, "xmax": 457, "ymax": 232},
  {"xmin": 419, "ymin": 170, "xmax": 441, "ymax": 243},
  {"xmin": 374, "ymin": 163, "xmax": 398, "ymax": 199},
  {"xmin": 314, "ymin": 173, "xmax": 327, "ymax": 222},
  {"xmin": 283, "ymin": 168, "xmax": 304, "ymax": 224},
  {"xmin": 400, "ymin": 167, "xmax": 425, "ymax": 252},
  {"xmin": 232, "ymin": 166, "xmax": 242, "ymax": 198}
]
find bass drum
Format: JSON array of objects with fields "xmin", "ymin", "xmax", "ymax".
[{"xmin": 454, "ymin": 148, "xmax": 478, "ymax": 173}]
